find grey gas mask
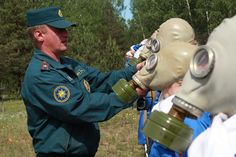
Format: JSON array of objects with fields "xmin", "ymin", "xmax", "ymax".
[
  {"xmin": 112, "ymin": 41, "xmax": 197, "ymax": 104},
  {"xmin": 173, "ymin": 15, "xmax": 236, "ymax": 117}
]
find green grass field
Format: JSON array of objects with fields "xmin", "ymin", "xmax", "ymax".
[{"xmin": 0, "ymin": 100, "xmax": 145, "ymax": 157}]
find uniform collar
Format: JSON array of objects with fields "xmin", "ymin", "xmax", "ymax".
[{"xmin": 33, "ymin": 48, "xmax": 67, "ymax": 69}]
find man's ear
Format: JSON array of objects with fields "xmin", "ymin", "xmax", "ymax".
[{"xmin": 33, "ymin": 30, "xmax": 44, "ymax": 42}]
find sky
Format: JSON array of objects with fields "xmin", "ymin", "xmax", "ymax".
[{"xmin": 121, "ymin": 0, "xmax": 133, "ymax": 21}]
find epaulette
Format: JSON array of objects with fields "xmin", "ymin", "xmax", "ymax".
[{"xmin": 41, "ymin": 61, "xmax": 49, "ymax": 71}]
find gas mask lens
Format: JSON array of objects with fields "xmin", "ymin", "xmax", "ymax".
[
  {"xmin": 151, "ymin": 39, "xmax": 160, "ymax": 53},
  {"xmin": 145, "ymin": 53, "xmax": 158, "ymax": 71},
  {"xmin": 145, "ymin": 38, "xmax": 160, "ymax": 53},
  {"xmin": 190, "ymin": 46, "xmax": 215, "ymax": 78}
]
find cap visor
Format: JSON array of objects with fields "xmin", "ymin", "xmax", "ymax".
[{"xmin": 47, "ymin": 20, "xmax": 76, "ymax": 29}]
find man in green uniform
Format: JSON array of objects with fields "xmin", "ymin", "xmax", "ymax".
[{"xmin": 21, "ymin": 6, "xmax": 146, "ymax": 157}]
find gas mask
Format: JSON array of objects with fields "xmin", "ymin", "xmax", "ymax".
[
  {"xmin": 138, "ymin": 18, "xmax": 196, "ymax": 60},
  {"xmin": 173, "ymin": 15, "xmax": 236, "ymax": 117},
  {"xmin": 112, "ymin": 41, "xmax": 197, "ymax": 104},
  {"xmin": 133, "ymin": 41, "xmax": 197, "ymax": 91},
  {"xmin": 143, "ymin": 15, "xmax": 236, "ymax": 153}
]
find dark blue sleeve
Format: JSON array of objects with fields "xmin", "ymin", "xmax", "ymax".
[
  {"xmin": 62, "ymin": 57, "xmax": 137, "ymax": 93},
  {"xmin": 80, "ymin": 62, "xmax": 137, "ymax": 93}
]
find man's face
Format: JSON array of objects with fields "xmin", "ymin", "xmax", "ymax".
[{"xmin": 43, "ymin": 25, "xmax": 68, "ymax": 55}]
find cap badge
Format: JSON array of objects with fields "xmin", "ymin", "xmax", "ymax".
[{"xmin": 58, "ymin": 9, "xmax": 63, "ymax": 17}]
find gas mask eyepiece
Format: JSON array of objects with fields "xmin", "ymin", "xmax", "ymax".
[
  {"xmin": 145, "ymin": 38, "xmax": 160, "ymax": 53},
  {"xmin": 145, "ymin": 53, "xmax": 158, "ymax": 71},
  {"xmin": 190, "ymin": 46, "xmax": 215, "ymax": 78}
]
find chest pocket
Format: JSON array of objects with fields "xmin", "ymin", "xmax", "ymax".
[{"xmin": 53, "ymin": 68, "xmax": 77, "ymax": 86}]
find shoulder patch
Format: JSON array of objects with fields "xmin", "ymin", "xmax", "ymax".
[
  {"xmin": 83, "ymin": 80, "xmax": 91, "ymax": 93},
  {"xmin": 54, "ymin": 86, "xmax": 70, "ymax": 103}
]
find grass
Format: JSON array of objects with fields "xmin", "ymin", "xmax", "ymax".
[
  {"xmin": 0, "ymin": 100, "xmax": 145, "ymax": 157},
  {"xmin": 0, "ymin": 100, "xmax": 34, "ymax": 157}
]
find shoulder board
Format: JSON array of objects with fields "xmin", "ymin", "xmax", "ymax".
[{"xmin": 41, "ymin": 61, "xmax": 49, "ymax": 71}]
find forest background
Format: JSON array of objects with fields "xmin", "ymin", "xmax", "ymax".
[{"xmin": 0, "ymin": 0, "xmax": 236, "ymax": 99}]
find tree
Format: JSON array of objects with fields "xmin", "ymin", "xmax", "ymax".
[
  {"xmin": 60, "ymin": 0, "xmax": 128, "ymax": 70},
  {"xmin": 0, "ymin": 0, "xmax": 33, "ymax": 96},
  {"xmin": 128, "ymin": 0, "xmax": 236, "ymax": 44}
]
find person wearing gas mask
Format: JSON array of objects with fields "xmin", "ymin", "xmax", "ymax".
[
  {"xmin": 134, "ymin": 42, "xmax": 210, "ymax": 157},
  {"xmin": 115, "ymin": 40, "xmax": 210, "ymax": 157},
  {"xmin": 171, "ymin": 15, "xmax": 236, "ymax": 157},
  {"xmin": 122, "ymin": 18, "xmax": 197, "ymax": 156}
]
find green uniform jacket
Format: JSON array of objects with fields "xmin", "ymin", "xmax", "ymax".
[{"xmin": 21, "ymin": 49, "xmax": 137, "ymax": 156}]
